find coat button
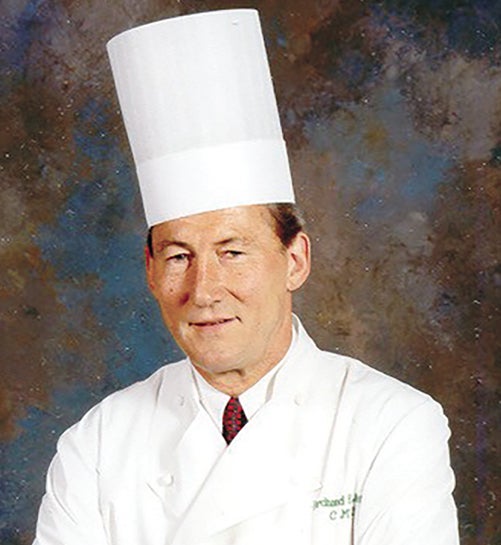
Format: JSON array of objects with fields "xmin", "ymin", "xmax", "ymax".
[
  {"xmin": 158, "ymin": 473, "xmax": 174, "ymax": 487},
  {"xmin": 294, "ymin": 394, "xmax": 304, "ymax": 406},
  {"xmin": 176, "ymin": 395, "xmax": 185, "ymax": 406}
]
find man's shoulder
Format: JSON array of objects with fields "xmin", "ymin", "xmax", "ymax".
[
  {"xmin": 313, "ymin": 346, "xmax": 440, "ymax": 416},
  {"xmin": 295, "ymin": 318, "xmax": 435, "ymax": 413},
  {"xmin": 99, "ymin": 358, "xmax": 189, "ymax": 411},
  {"xmin": 63, "ymin": 359, "xmax": 189, "ymax": 437},
  {"xmin": 309, "ymin": 348, "xmax": 449, "ymax": 461}
]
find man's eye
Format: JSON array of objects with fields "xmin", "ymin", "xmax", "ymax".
[
  {"xmin": 222, "ymin": 250, "xmax": 245, "ymax": 260},
  {"xmin": 167, "ymin": 253, "xmax": 189, "ymax": 262}
]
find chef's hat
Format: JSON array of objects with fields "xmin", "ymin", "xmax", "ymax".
[{"xmin": 107, "ymin": 9, "xmax": 294, "ymax": 227}]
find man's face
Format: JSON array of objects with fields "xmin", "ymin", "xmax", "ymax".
[{"xmin": 146, "ymin": 205, "xmax": 310, "ymax": 385}]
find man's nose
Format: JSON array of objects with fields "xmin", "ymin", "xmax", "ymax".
[{"xmin": 189, "ymin": 256, "xmax": 223, "ymax": 307}]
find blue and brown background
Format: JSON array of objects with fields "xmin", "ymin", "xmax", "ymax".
[{"xmin": 1, "ymin": 1, "xmax": 499, "ymax": 543}]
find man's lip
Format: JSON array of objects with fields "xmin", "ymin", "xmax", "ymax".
[{"xmin": 189, "ymin": 317, "xmax": 237, "ymax": 327}]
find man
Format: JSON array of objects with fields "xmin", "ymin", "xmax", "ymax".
[{"xmin": 34, "ymin": 9, "xmax": 459, "ymax": 545}]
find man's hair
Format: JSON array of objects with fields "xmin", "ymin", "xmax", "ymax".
[
  {"xmin": 146, "ymin": 203, "xmax": 305, "ymax": 256},
  {"xmin": 266, "ymin": 203, "xmax": 305, "ymax": 248}
]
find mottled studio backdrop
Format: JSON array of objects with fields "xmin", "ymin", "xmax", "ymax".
[{"xmin": 1, "ymin": 1, "xmax": 500, "ymax": 543}]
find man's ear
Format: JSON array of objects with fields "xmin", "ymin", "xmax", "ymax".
[{"xmin": 286, "ymin": 232, "xmax": 311, "ymax": 292}]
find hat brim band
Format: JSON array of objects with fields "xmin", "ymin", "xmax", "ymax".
[{"xmin": 137, "ymin": 139, "xmax": 295, "ymax": 227}]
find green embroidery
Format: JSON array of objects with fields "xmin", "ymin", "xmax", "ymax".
[{"xmin": 312, "ymin": 493, "xmax": 362, "ymax": 521}]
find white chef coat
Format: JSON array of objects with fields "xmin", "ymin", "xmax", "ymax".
[{"xmin": 34, "ymin": 317, "xmax": 459, "ymax": 545}]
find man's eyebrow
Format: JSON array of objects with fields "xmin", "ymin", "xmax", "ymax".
[
  {"xmin": 154, "ymin": 236, "xmax": 252, "ymax": 253},
  {"xmin": 216, "ymin": 236, "xmax": 251, "ymax": 246},
  {"xmin": 154, "ymin": 239, "xmax": 192, "ymax": 253}
]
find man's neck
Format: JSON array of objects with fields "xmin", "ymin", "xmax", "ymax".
[{"xmin": 195, "ymin": 364, "xmax": 276, "ymax": 397}]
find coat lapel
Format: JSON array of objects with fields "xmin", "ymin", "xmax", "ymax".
[{"xmin": 171, "ymin": 398, "xmax": 318, "ymax": 545}]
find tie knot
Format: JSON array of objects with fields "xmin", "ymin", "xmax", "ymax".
[{"xmin": 222, "ymin": 397, "xmax": 248, "ymax": 444}]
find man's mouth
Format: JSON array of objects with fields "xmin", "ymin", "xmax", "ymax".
[{"xmin": 189, "ymin": 317, "xmax": 236, "ymax": 327}]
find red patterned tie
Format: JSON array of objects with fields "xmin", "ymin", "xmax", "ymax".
[{"xmin": 222, "ymin": 397, "xmax": 248, "ymax": 444}]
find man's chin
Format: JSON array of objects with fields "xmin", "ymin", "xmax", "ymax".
[
  {"xmin": 190, "ymin": 356, "xmax": 239, "ymax": 375},
  {"xmin": 187, "ymin": 346, "xmax": 249, "ymax": 377}
]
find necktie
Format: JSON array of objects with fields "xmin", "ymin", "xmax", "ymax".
[{"xmin": 222, "ymin": 397, "xmax": 248, "ymax": 444}]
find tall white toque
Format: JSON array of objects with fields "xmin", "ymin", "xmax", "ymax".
[{"xmin": 107, "ymin": 9, "xmax": 295, "ymax": 227}]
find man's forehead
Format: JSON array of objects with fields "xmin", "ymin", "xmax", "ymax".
[
  {"xmin": 153, "ymin": 205, "xmax": 272, "ymax": 233},
  {"xmin": 150, "ymin": 204, "xmax": 276, "ymax": 246}
]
